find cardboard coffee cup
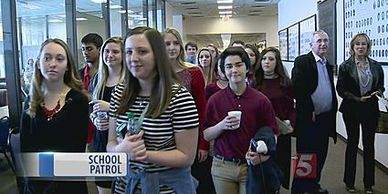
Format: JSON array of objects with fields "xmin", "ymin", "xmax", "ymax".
[{"xmin": 228, "ymin": 111, "xmax": 242, "ymax": 129}]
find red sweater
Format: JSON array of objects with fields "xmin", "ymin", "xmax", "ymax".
[{"xmin": 176, "ymin": 66, "xmax": 209, "ymax": 150}]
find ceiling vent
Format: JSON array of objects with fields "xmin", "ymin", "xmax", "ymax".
[
  {"xmin": 254, "ymin": 0, "xmax": 279, "ymax": 3},
  {"xmin": 180, "ymin": 2, "xmax": 196, "ymax": 6},
  {"xmin": 185, "ymin": 7, "xmax": 199, "ymax": 10},
  {"xmin": 188, "ymin": 12, "xmax": 202, "ymax": 15}
]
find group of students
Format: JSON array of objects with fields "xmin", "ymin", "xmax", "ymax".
[{"xmin": 17, "ymin": 26, "xmax": 383, "ymax": 194}]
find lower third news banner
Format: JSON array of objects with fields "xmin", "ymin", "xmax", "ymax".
[{"xmin": 22, "ymin": 152, "xmax": 127, "ymax": 177}]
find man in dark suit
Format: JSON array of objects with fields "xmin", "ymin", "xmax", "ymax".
[{"xmin": 291, "ymin": 30, "xmax": 338, "ymax": 194}]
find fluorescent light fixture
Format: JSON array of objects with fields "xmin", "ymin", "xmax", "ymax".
[
  {"xmin": 219, "ymin": 10, "xmax": 232, "ymax": 14},
  {"xmin": 218, "ymin": 5, "xmax": 233, "ymax": 9},
  {"xmin": 91, "ymin": 0, "xmax": 107, "ymax": 3},
  {"xmin": 219, "ymin": 14, "xmax": 232, "ymax": 17},
  {"xmin": 217, "ymin": 0, "xmax": 233, "ymax": 3},
  {"xmin": 110, "ymin": 5, "xmax": 122, "ymax": 9},
  {"xmin": 118, "ymin": 9, "xmax": 135, "ymax": 14},
  {"xmin": 128, "ymin": 14, "xmax": 143, "ymax": 18},
  {"xmin": 137, "ymin": 18, "xmax": 147, "ymax": 21},
  {"xmin": 48, "ymin": 19, "xmax": 63, "ymax": 23},
  {"xmin": 76, "ymin": 17, "xmax": 88, "ymax": 21}
]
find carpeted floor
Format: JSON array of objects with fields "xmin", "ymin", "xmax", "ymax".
[{"xmin": 1, "ymin": 137, "xmax": 387, "ymax": 194}]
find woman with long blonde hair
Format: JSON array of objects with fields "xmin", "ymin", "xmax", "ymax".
[
  {"xmin": 163, "ymin": 28, "xmax": 214, "ymax": 194},
  {"xmin": 89, "ymin": 37, "xmax": 126, "ymax": 194}
]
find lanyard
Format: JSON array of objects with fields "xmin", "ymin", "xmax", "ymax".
[
  {"xmin": 132, "ymin": 103, "xmax": 149, "ymax": 131},
  {"xmin": 116, "ymin": 103, "xmax": 149, "ymax": 136}
]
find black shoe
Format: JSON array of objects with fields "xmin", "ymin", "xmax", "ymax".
[
  {"xmin": 291, "ymin": 190, "xmax": 309, "ymax": 194},
  {"xmin": 346, "ymin": 185, "xmax": 356, "ymax": 193},
  {"xmin": 312, "ymin": 187, "xmax": 328, "ymax": 194},
  {"xmin": 365, "ymin": 187, "xmax": 373, "ymax": 194}
]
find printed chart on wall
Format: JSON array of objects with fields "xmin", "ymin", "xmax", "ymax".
[
  {"xmin": 288, "ymin": 24, "xmax": 299, "ymax": 61},
  {"xmin": 279, "ymin": 29, "xmax": 288, "ymax": 61},
  {"xmin": 300, "ymin": 16, "xmax": 316, "ymax": 55},
  {"xmin": 344, "ymin": 0, "xmax": 388, "ymax": 64}
]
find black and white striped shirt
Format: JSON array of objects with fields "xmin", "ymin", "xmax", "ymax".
[{"xmin": 109, "ymin": 83, "xmax": 199, "ymax": 172}]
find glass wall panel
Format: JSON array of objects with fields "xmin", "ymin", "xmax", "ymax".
[
  {"xmin": 16, "ymin": 0, "xmax": 66, "ymax": 94},
  {"xmin": 156, "ymin": 0, "xmax": 165, "ymax": 31},
  {"xmin": 109, "ymin": 0, "xmax": 125, "ymax": 37},
  {"xmin": 0, "ymin": 19, "xmax": 4, "ymax": 78},
  {"xmin": 147, "ymin": 0, "xmax": 156, "ymax": 28},
  {"xmin": 128, "ymin": 0, "xmax": 147, "ymax": 29},
  {"xmin": 0, "ymin": 0, "xmax": 10, "ymax": 118},
  {"xmin": 76, "ymin": 0, "xmax": 106, "ymax": 67}
]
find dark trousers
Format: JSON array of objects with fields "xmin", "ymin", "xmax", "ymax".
[
  {"xmin": 292, "ymin": 113, "xmax": 330, "ymax": 193},
  {"xmin": 191, "ymin": 156, "xmax": 216, "ymax": 194},
  {"xmin": 246, "ymin": 158, "xmax": 283, "ymax": 194},
  {"xmin": 342, "ymin": 113, "xmax": 376, "ymax": 188},
  {"xmin": 274, "ymin": 134, "xmax": 291, "ymax": 189}
]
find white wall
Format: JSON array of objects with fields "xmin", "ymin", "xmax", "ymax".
[
  {"xmin": 279, "ymin": 0, "xmax": 388, "ymax": 168},
  {"xmin": 278, "ymin": 0, "xmax": 317, "ymax": 74},
  {"xmin": 278, "ymin": 0, "xmax": 317, "ymax": 30},
  {"xmin": 183, "ymin": 16, "xmax": 278, "ymax": 47},
  {"xmin": 76, "ymin": 18, "xmax": 106, "ymax": 66}
]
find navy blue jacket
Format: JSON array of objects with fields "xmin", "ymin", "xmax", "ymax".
[{"xmin": 246, "ymin": 126, "xmax": 284, "ymax": 194}]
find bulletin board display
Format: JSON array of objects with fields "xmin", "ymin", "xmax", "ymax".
[
  {"xmin": 279, "ymin": 29, "xmax": 288, "ymax": 61},
  {"xmin": 278, "ymin": 15, "xmax": 316, "ymax": 62},
  {"xmin": 300, "ymin": 16, "xmax": 316, "ymax": 55},
  {"xmin": 344, "ymin": 0, "xmax": 388, "ymax": 63},
  {"xmin": 288, "ymin": 24, "xmax": 299, "ymax": 61}
]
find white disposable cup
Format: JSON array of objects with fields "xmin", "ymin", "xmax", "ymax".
[{"xmin": 228, "ymin": 111, "xmax": 242, "ymax": 129}]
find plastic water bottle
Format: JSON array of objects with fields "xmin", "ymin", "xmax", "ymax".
[{"xmin": 97, "ymin": 111, "xmax": 107, "ymax": 119}]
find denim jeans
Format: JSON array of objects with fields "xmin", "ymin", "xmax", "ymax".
[{"xmin": 125, "ymin": 167, "xmax": 197, "ymax": 194}]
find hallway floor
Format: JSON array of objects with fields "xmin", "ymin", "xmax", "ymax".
[{"xmin": 1, "ymin": 137, "xmax": 387, "ymax": 194}]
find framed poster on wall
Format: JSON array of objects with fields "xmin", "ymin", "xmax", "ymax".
[
  {"xmin": 300, "ymin": 15, "xmax": 316, "ymax": 55},
  {"xmin": 343, "ymin": 0, "xmax": 388, "ymax": 64},
  {"xmin": 279, "ymin": 29, "xmax": 288, "ymax": 60},
  {"xmin": 288, "ymin": 24, "xmax": 299, "ymax": 61}
]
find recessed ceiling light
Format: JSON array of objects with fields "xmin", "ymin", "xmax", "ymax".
[
  {"xmin": 118, "ymin": 9, "xmax": 135, "ymax": 14},
  {"xmin": 219, "ymin": 10, "xmax": 232, "ymax": 14},
  {"xmin": 110, "ymin": 5, "xmax": 122, "ymax": 9},
  {"xmin": 48, "ymin": 19, "xmax": 63, "ymax": 23},
  {"xmin": 76, "ymin": 17, "xmax": 88, "ymax": 21},
  {"xmin": 219, "ymin": 14, "xmax": 232, "ymax": 17},
  {"xmin": 128, "ymin": 14, "xmax": 142, "ymax": 18},
  {"xmin": 217, "ymin": 0, "xmax": 233, "ymax": 3},
  {"xmin": 218, "ymin": 5, "xmax": 233, "ymax": 9},
  {"xmin": 91, "ymin": 0, "xmax": 107, "ymax": 3}
]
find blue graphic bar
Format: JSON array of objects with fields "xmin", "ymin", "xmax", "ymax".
[{"xmin": 39, "ymin": 153, "xmax": 54, "ymax": 177}]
